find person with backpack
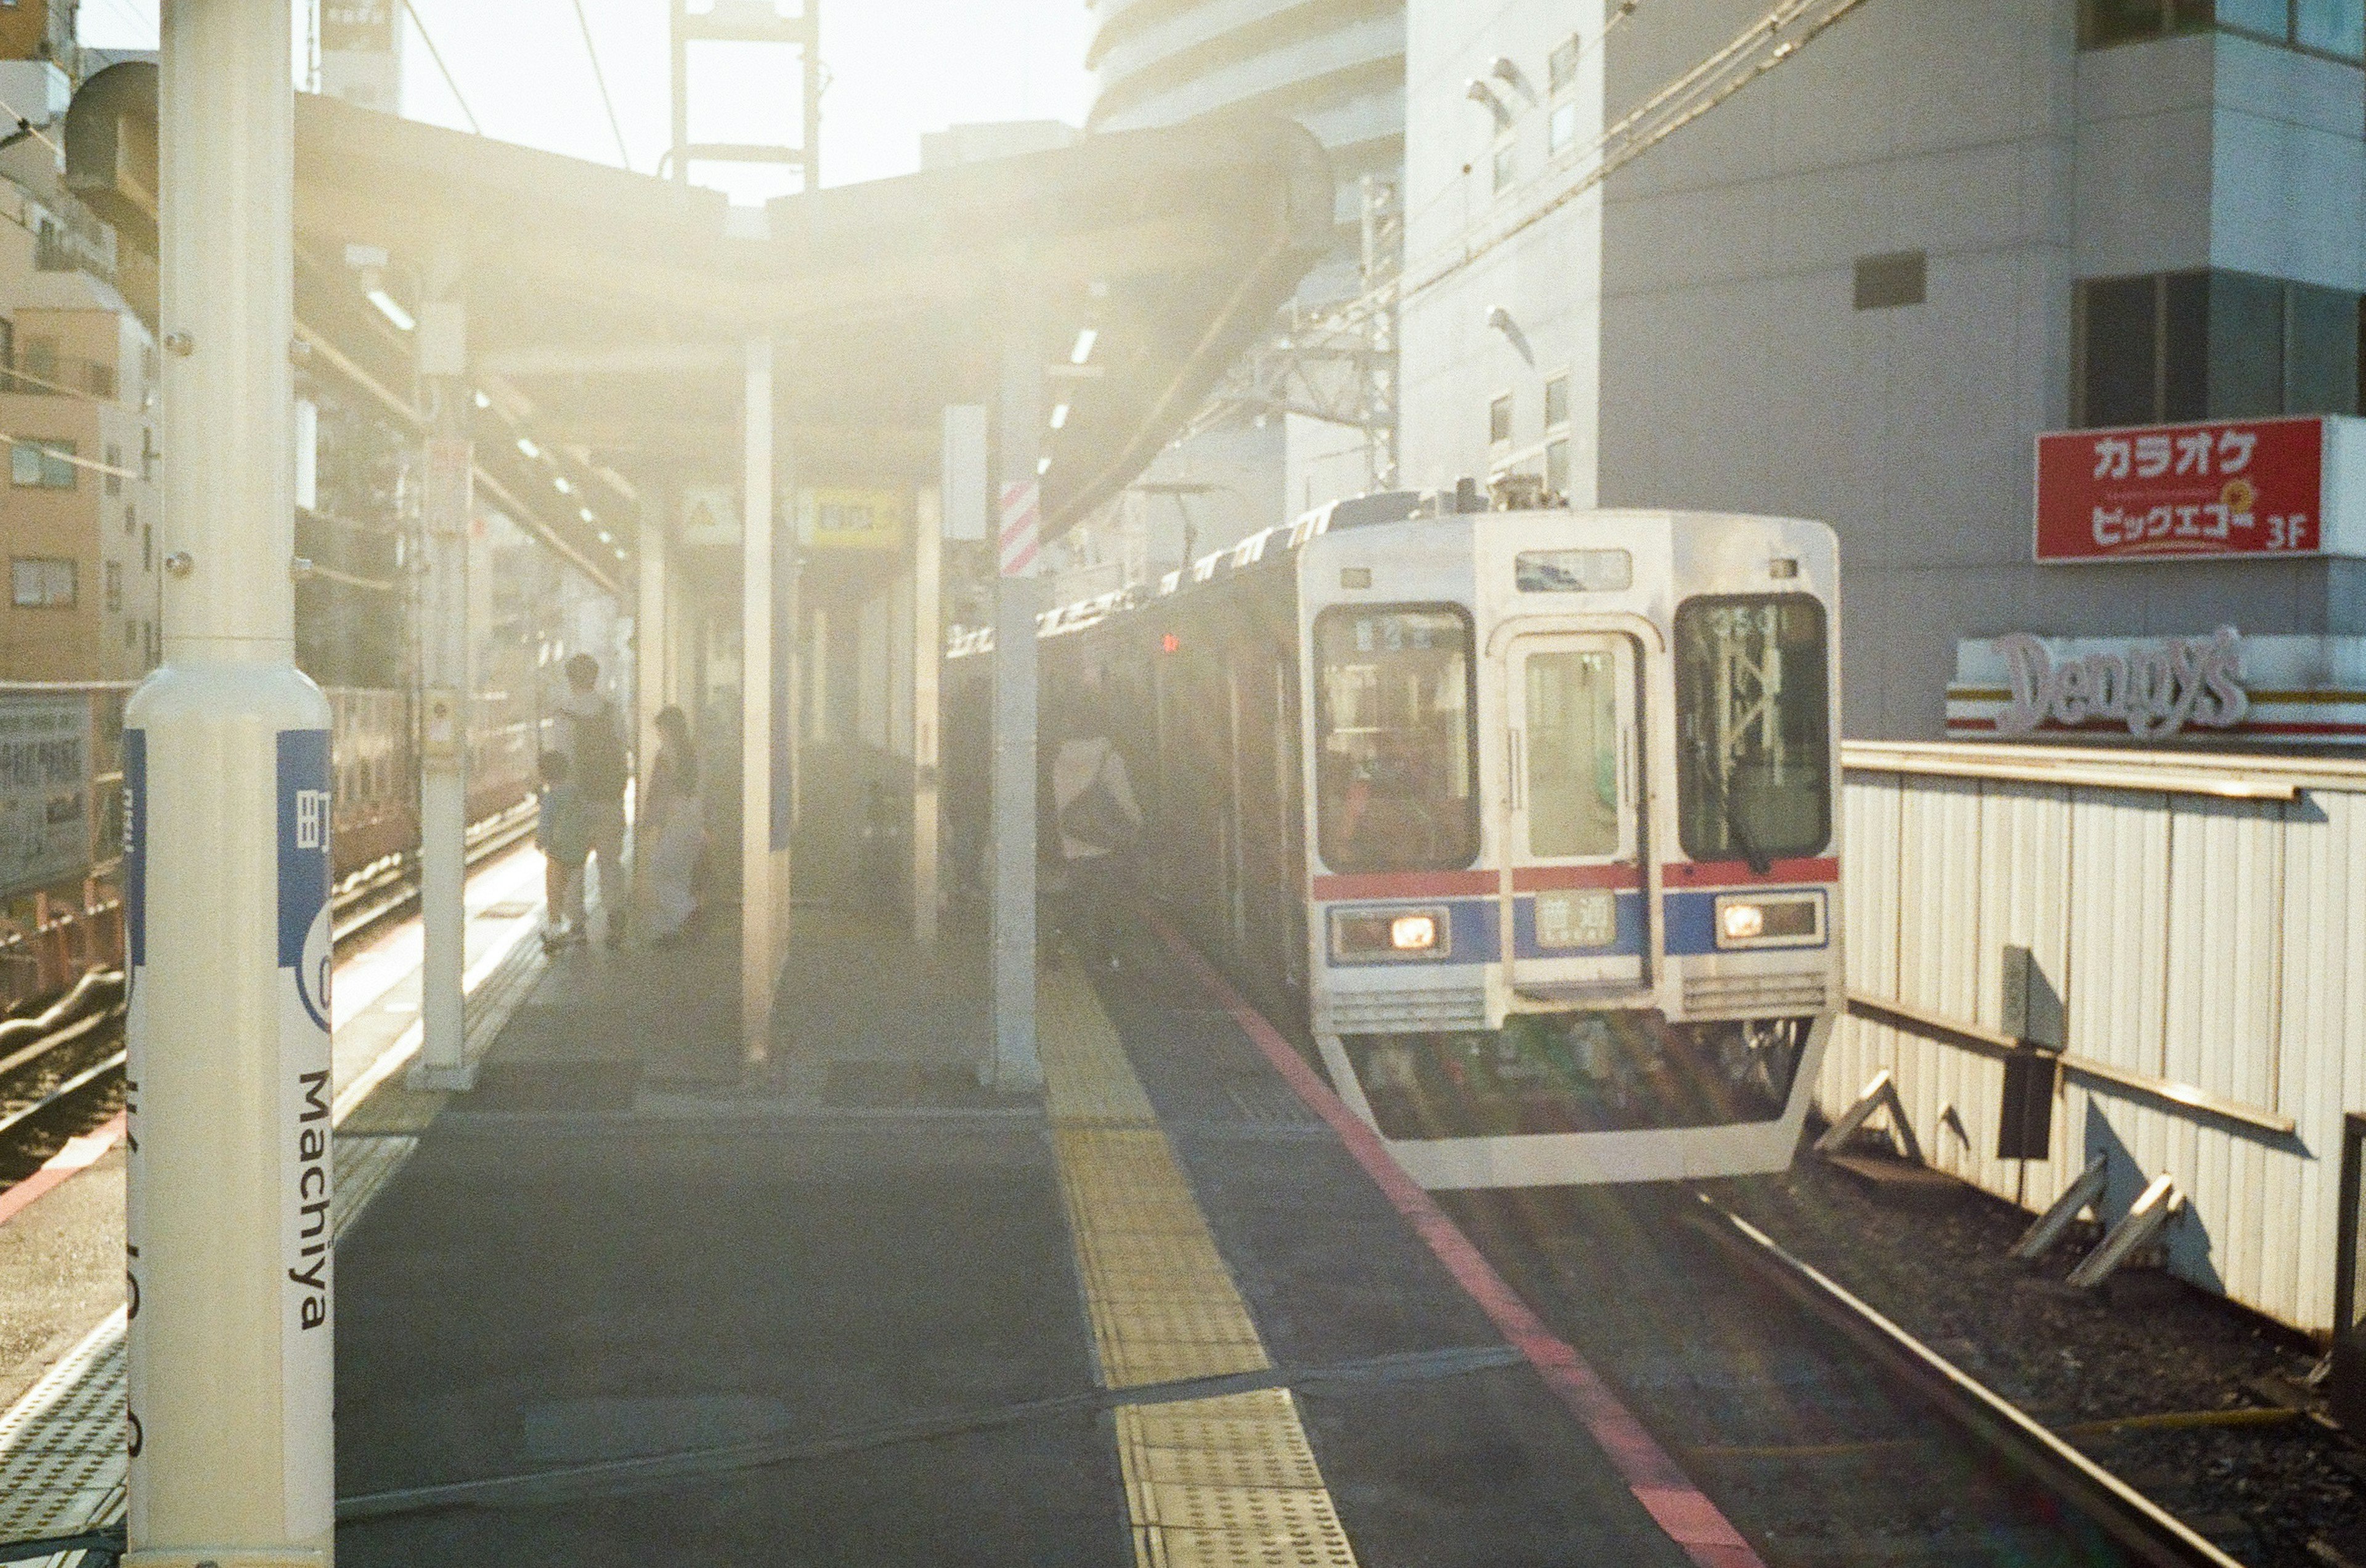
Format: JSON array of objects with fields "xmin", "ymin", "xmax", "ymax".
[
  {"xmin": 1046, "ymin": 691, "xmax": 1142, "ymax": 971},
  {"xmin": 559, "ymin": 652, "xmax": 630, "ymax": 947}
]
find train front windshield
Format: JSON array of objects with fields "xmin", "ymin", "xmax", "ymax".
[
  {"xmin": 1674, "ymin": 595, "xmax": 1832, "ymax": 865},
  {"xmin": 1314, "ymin": 607, "xmax": 1479, "ymax": 873}
]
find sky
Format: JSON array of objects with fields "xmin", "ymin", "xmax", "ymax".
[{"xmin": 79, "ymin": 0, "xmax": 1100, "ymax": 200}]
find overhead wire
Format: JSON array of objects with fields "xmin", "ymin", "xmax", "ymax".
[
  {"xmin": 399, "ymin": 0, "xmax": 481, "ymax": 136},
  {"xmin": 563, "ymin": 0, "xmax": 633, "ymax": 169}
]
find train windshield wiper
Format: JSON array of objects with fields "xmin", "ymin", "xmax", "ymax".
[{"xmin": 1691, "ymin": 733, "xmax": 1772, "ymax": 876}]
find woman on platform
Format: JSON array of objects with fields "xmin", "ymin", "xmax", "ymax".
[{"xmin": 640, "ymin": 705, "xmax": 705, "ymax": 946}]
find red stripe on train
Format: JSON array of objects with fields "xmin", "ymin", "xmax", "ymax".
[{"xmin": 1659, "ymin": 856, "xmax": 1839, "ymax": 887}]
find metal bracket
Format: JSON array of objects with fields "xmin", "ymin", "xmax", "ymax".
[
  {"xmin": 1813, "ymin": 1066, "xmax": 1924, "ymax": 1164},
  {"xmin": 2066, "ymin": 1172, "xmax": 2182, "ymax": 1290},
  {"xmin": 2009, "ymin": 1152, "xmax": 2108, "ymax": 1262}
]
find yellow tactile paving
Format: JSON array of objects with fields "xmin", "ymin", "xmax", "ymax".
[{"xmin": 1036, "ymin": 959, "xmax": 1360, "ymax": 1568}]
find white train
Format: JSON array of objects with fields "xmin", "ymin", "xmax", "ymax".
[{"xmin": 1012, "ymin": 492, "xmax": 1843, "ymax": 1188}]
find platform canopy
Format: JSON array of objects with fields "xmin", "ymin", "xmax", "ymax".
[{"xmin": 64, "ymin": 67, "xmax": 1334, "ymax": 591}]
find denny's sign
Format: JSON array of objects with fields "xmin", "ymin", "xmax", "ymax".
[{"xmin": 2035, "ymin": 415, "xmax": 2366, "ymax": 562}]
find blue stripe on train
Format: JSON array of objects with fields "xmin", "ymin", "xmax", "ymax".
[{"xmin": 1321, "ymin": 893, "xmax": 1649, "ymax": 966}]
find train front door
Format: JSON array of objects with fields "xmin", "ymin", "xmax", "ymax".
[{"xmin": 1499, "ymin": 632, "xmax": 1646, "ymax": 999}]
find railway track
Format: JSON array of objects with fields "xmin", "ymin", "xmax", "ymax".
[
  {"xmin": 0, "ymin": 804, "xmax": 541, "ymax": 1183},
  {"xmin": 1443, "ymin": 1180, "xmax": 2247, "ymax": 1568}
]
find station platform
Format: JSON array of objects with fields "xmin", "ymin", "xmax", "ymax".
[{"xmin": 316, "ymin": 904, "xmax": 1746, "ymax": 1566}]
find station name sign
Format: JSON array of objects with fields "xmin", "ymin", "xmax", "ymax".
[{"xmin": 2035, "ymin": 415, "xmax": 2333, "ymax": 563}]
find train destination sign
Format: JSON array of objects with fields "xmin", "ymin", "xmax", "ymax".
[{"xmin": 2034, "ymin": 414, "xmax": 2366, "ymax": 563}]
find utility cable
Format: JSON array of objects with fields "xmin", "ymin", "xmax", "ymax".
[
  {"xmin": 564, "ymin": 0, "xmax": 633, "ymax": 169},
  {"xmin": 400, "ymin": 0, "xmax": 481, "ymax": 136}
]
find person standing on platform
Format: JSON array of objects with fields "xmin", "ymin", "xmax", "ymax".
[
  {"xmin": 1049, "ymin": 697, "xmax": 1143, "ymax": 971},
  {"xmin": 559, "ymin": 652, "xmax": 630, "ymax": 948},
  {"xmin": 640, "ymin": 705, "xmax": 705, "ymax": 946},
  {"xmin": 535, "ymin": 750, "xmax": 588, "ymax": 953}
]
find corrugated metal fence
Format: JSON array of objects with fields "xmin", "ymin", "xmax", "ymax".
[{"xmin": 1827, "ymin": 741, "xmax": 2366, "ymax": 1336}]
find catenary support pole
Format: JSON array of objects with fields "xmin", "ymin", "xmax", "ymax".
[
  {"xmin": 740, "ymin": 338, "xmax": 777, "ymax": 1069},
  {"xmin": 410, "ymin": 245, "xmax": 472, "ymax": 1092},
  {"xmin": 125, "ymin": 0, "xmax": 337, "ymax": 1561},
  {"xmin": 911, "ymin": 483, "xmax": 941, "ymax": 949},
  {"xmin": 990, "ymin": 303, "xmax": 1043, "ymax": 1091}
]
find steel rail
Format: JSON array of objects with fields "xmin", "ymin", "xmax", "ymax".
[
  {"xmin": 0, "ymin": 807, "xmax": 542, "ymax": 1164},
  {"xmin": 1688, "ymin": 1193, "xmax": 2247, "ymax": 1568}
]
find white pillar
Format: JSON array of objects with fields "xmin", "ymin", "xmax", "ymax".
[
  {"xmin": 636, "ymin": 506, "xmax": 669, "ymax": 795},
  {"xmin": 990, "ymin": 315, "xmax": 1043, "ymax": 1091},
  {"xmin": 739, "ymin": 338, "xmax": 779, "ymax": 1068},
  {"xmin": 125, "ymin": 0, "xmax": 336, "ymax": 1560},
  {"xmin": 410, "ymin": 250, "xmax": 471, "ymax": 1093},
  {"xmin": 911, "ymin": 484, "xmax": 941, "ymax": 949}
]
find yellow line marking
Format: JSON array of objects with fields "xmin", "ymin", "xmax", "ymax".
[{"xmin": 1037, "ymin": 958, "xmax": 1359, "ymax": 1568}]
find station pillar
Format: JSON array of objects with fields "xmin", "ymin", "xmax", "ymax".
[
  {"xmin": 990, "ymin": 309, "xmax": 1043, "ymax": 1091},
  {"xmin": 911, "ymin": 483, "xmax": 941, "ymax": 949},
  {"xmin": 636, "ymin": 500, "xmax": 670, "ymax": 802},
  {"xmin": 123, "ymin": 0, "xmax": 336, "ymax": 1560},
  {"xmin": 410, "ymin": 245, "xmax": 473, "ymax": 1092},
  {"xmin": 739, "ymin": 338, "xmax": 790, "ymax": 1069}
]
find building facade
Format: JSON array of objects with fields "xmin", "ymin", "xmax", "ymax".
[
  {"xmin": 1086, "ymin": 0, "xmax": 1408, "ymax": 566},
  {"xmin": 1401, "ymin": 0, "xmax": 2366, "ymax": 744}
]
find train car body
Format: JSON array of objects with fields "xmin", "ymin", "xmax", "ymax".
[{"xmin": 1035, "ymin": 498, "xmax": 1843, "ymax": 1188}]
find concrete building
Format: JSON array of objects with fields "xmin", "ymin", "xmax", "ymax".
[{"xmin": 1400, "ymin": 0, "xmax": 2366, "ymax": 745}]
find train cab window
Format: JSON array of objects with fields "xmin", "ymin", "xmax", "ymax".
[
  {"xmin": 1674, "ymin": 595, "xmax": 1831, "ymax": 867},
  {"xmin": 1314, "ymin": 607, "xmax": 1479, "ymax": 873}
]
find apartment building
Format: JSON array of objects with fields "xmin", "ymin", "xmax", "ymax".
[{"xmin": 1401, "ymin": 0, "xmax": 2366, "ymax": 745}]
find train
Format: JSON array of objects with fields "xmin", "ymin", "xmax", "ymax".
[
  {"xmin": 0, "ymin": 680, "xmax": 540, "ymax": 1010},
  {"xmin": 986, "ymin": 490, "xmax": 1844, "ymax": 1189}
]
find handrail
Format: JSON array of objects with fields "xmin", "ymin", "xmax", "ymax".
[
  {"xmin": 1842, "ymin": 738, "xmax": 2366, "ymax": 798},
  {"xmin": 1844, "ymin": 990, "xmax": 2297, "ymax": 1139}
]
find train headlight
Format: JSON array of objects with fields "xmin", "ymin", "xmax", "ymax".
[
  {"xmin": 1714, "ymin": 892, "xmax": 1825, "ymax": 949},
  {"xmin": 1389, "ymin": 913, "xmax": 1437, "ymax": 951},
  {"xmin": 1330, "ymin": 906, "xmax": 1452, "ymax": 961}
]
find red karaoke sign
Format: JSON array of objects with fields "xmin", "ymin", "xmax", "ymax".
[{"xmin": 2035, "ymin": 415, "xmax": 2323, "ymax": 562}]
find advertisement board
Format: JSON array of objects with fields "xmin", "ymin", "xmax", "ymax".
[
  {"xmin": 1947, "ymin": 630, "xmax": 2366, "ymax": 745},
  {"xmin": 2035, "ymin": 415, "xmax": 2328, "ymax": 562},
  {"xmin": 0, "ymin": 692, "xmax": 92, "ymax": 896}
]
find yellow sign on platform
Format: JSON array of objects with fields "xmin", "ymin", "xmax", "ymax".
[{"xmin": 800, "ymin": 487, "xmax": 906, "ymax": 551}]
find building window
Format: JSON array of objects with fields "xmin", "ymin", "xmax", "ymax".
[
  {"xmin": 1545, "ymin": 437, "xmax": 1571, "ymax": 498},
  {"xmin": 1544, "ymin": 373, "xmax": 1571, "ymax": 428},
  {"xmin": 2082, "ymin": 0, "xmax": 2364, "ymax": 60},
  {"xmin": 11, "ymin": 557, "xmax": 75, "ymax": 607},
  {"xmin": 141, "ymin": 522, "xmax": 152, "ymax": 571},
  {"xmin": 1548, "ymin": 100, "xmax": 1579, "ymax": 155},
  {"xmin": 1492, "ymin": 137, "xmax": 1516, "ymax": 195},
  {"xmin": 18, "ymin": 334, "xmax": 55, "ymax": 386},
  {"xmin": 124, "ymin": 619, "xmax": 136, "ymax": 649},
  {"xmin": 104, "ymin": 442, "xmax": 121, "ymax": 497},
  {"xmin": 2075, "ymin": 269, "xmax": 2361, "ymax": 426},
  {"xmin": 1548, "ymin": 34, "xmax": 1583, "ymax": 92},
  {"xmin": 1854, "ymin": 251, "xmax": 1928, "ymax": 310},
  {"xmin": 1489, "ymin": 393, "xmax": 1513, "ymax": 446},
  {"xmin": 104, "ymin": 560, "xmax": 121, "ymax": 612},
  {"xmin": 125, "ymin": 502, "xmax": 136, "ymax": 537},
  {"xmin": 10, "ymin": 438, "xmax": 75, "ymax": 488}
]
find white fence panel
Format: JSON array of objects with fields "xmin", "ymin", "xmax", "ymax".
[{"xmin": 1828, "ymin": 743, "xmax": 2366, "ymax": 1334}]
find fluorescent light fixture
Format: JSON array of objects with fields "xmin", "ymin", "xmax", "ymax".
[
  {"xmin": 554, "ymin": 476, "xmax": 572, "ymax": 494},
  {"xmin": 365, "ymin": 288, "xmax": 415, "ymax": 333},
  {"xmin": 1049, "ymin": 402, "xmax": 1070, "ymax": 430},
  {"xmin": 579, "ymin": 507, "xmax": 595, "ymax": 523},
  {"xmin": 472, "ymin": 389, "xmax": 490, "ymax": 410},
  {"xmin": 516, "ymin": 436, "xmax": 541, "ymax": 460},
  {"xmin": 1069, "ymin": 327, "xmax": 1097, "ymax": 365},
  {"xmin": 1036, "ymin": 455, "xmax": 1051, "ymax": 475},
  {"xmin": 597, "ymin": 530, "xmax": 613, "ymax": 543}
]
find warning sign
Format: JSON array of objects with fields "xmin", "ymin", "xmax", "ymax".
[{"xmin": 999, "ymin": 480, "xmax": 1039, "ymax": 578}]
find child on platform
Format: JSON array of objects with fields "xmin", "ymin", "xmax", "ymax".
[{"xmin": 537, "ymin": 750, "xmax": 588, "ymax": 953}]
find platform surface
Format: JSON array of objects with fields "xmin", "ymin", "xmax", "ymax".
[{"xmin": 323, "ymin": 914, "xmax": 1707, "ymax": 1566}]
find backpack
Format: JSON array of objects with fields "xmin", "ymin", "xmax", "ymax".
[
  {"xmin": 570, "ymin": 701, "xmax": 628, "ymax": 800},
  {"xmin": 1059, "ymin": 747, "xmax": 1139, "ymax": 855}
]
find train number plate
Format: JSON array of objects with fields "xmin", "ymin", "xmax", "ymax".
[{"xmin": 1536, "ymin": 889, "xmax": 1616, "ymax": 949}]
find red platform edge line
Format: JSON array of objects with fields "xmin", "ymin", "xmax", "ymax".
[
  {"xmin": 0, "ymin": 1111, "xmax": 126, "ymax": 1229},
  {"xmin": 1152, "ymin": 917, "xmax": 1763, "ymax": 1568}
]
